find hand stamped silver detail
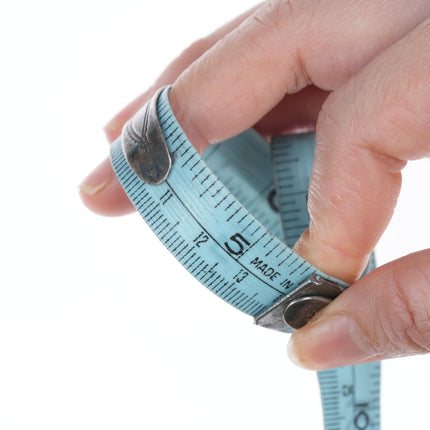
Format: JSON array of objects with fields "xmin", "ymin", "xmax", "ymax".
[{"xmin": 121, "ymin": 86, "xmax": 172, "ymax": 185}]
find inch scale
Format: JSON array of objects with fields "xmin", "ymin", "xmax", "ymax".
[{"xmin": 110, "ymin": 86, "xmax": 381, "ymax": 429}]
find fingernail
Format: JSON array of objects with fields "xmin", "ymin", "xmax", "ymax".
[
  {"xmin": 103, "ymin": 117, "xmax": 122, "ymax": 141},
  {"xmin": 79, "ymin": 158, "xmax": 113, "ymax": 195},
  {"xmin": 287, "ymin": 314, "xmax": 377, "ymax": 370}
]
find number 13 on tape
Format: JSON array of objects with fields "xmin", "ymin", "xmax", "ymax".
[{"xmin": 110, "ymin": 86, "xmax": 380, "ymax": 430}]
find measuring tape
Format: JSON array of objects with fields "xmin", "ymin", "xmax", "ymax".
[{"xmin": 110, "ymin": 86, "xmax": 381, "ymax": 429}]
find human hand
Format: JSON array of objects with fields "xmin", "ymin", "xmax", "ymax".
[{"xmin": 80, "ymin": 0, "xmax": 430, "ymax": 370}]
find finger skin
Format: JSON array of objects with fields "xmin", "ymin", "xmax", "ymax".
[
  {"xmin": 83, "ymin": 0, "xmax": 430, "ymax": 218},
  {"xmin": 170, "ymin": 0, "xmax": 430, "ymax": 152},
  {"xmin": 294, "ymin": 19, "xmax": 430, "ymax": 282},
  {"xmin": 288, "ymin": 249, "xmax": 430, "ymax": 370},
  {"xmin": 81, "ymin": 4, "xmax": 261, "ymax": 215},
  {"xmin": 83, "ymin": 0, "xmax": 430, "ymax": 284},
  {"xmin": 168, "ymin": 0, "xmax": 430, "ymax": 280},
  {"xmin": 103, "ymin": 4, "xmax": 262, "ymax": 144}
]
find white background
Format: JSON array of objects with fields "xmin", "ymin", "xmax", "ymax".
[{"xmin": 1, "ymin": 1, "xmax": 429, "ymax": 429}]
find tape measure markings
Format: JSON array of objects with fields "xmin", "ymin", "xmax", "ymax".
[
  {"xmin": 110, "ymin": 86, "xmax": 381, "ymax": 429},
  {"xmin": 272, "ymin": 134, "xmax": 315, "ymax": 247},
  {"xmin": 112, "ymin": 87, "xmax": 352, "ymax": 316},
  {"xmin": 271, "ymin": 136, "xmax": 381, "ymax": 429},
  {"xmin": 162, "ymin": 180, "xmax": 287, "ymax": 301},
  {"xmin": 116, "ymin": 131, "xmax": 291, "ymax": 315}
]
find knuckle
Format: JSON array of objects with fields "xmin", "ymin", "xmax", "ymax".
[
  {"xmin": 319, "ymin": 83, "xmax": 409, "ymax": 173},
  {"xmin": 262, "ymin": 0, "xmax": 294, "ymax": 23},
  {"xmin": 351, "ymin": 22, "xmax": 430, "ymax": 160},
  {"xmin": 254, "ymin": 0, "xmax": 311, "ymax": 88},
  {"xmin": 251, "ymin": 0, "xmax": 293, "ymax": 38}
]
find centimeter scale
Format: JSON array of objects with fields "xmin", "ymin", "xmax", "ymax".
[{"xmin": 110, "ymin": 86, "xmax": 381, "ymax": 429}]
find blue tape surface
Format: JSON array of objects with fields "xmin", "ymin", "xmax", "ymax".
[{"xmin": 110, "ymin": 87, "xmax": 380, "ymax": 429}]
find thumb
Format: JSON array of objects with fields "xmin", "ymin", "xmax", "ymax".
[{"xmin": 287, "ymin": 250, "xmax": 430, "ymax": 370}]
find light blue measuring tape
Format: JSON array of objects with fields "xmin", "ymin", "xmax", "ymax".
[{"xmin": 110, "ymin": 86, "xmax": 381, "ymax": 429}]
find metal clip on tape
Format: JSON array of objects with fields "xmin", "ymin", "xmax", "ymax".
[
  {"xmin": 113, "ymin": 86, "xmax": 380, "ymax": 430},
  {"xmin": 254, "ymin": 274, "xmax": 345, "ymax": 332},
  {"xmin": 122, "ymin": 87, "xmax": 172, "ymax": 185},
  {"xmin": 121, "ymin": 86, "xmax": 346, "ymax": 335}
]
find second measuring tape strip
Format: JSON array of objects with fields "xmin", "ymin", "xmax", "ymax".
[{"xmin": 110, "ymin": 86, "xmax": 380, "ymax": 429}]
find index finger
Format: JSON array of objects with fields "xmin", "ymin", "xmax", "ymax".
[
  {"xmin": 169, "ymin": 0, "xmax": 430, "ymax": 151},
  {"xmin": 80, "ymin": 4, "xmax": 261, "ymax": 216},
  {"xmin": 168, "ymin": 0, "xmax": 430, "ymax": 282}
]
